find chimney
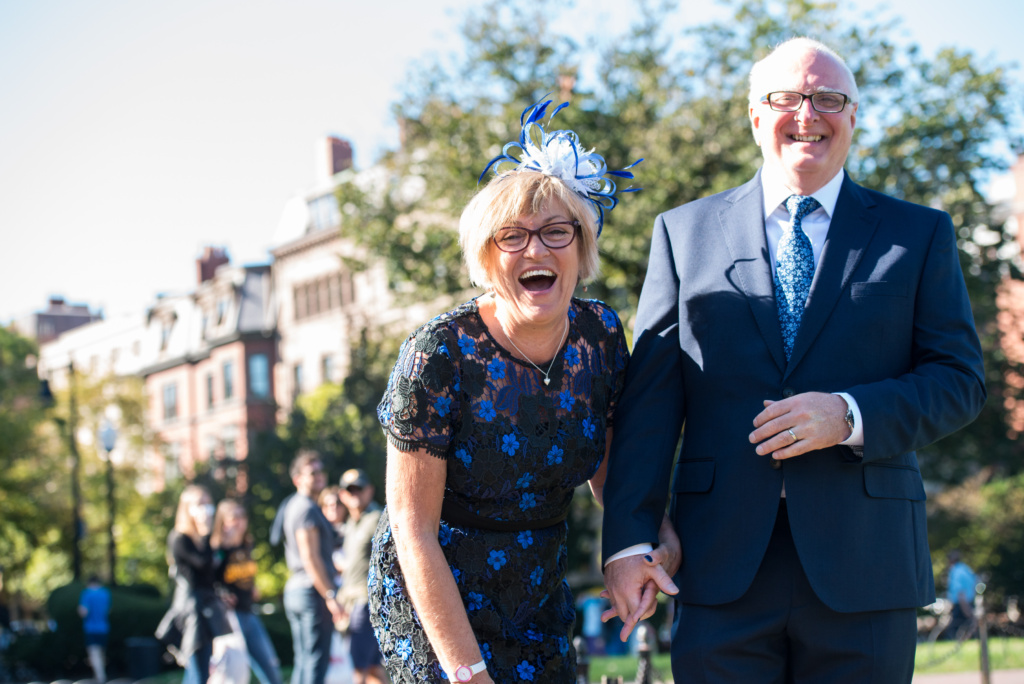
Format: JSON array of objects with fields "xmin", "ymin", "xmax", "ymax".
[
  {"xmin": 197, "ymin": 246, "xmax": 230, "ymax": 284},
  {"xmin": 316, "ymin": 136, "xmax": 353, "ymax": 182}
]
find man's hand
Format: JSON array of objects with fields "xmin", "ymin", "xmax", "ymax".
[
  {"xmin": 749, "ymin": 391, "xmax": 851, "ymax": 460},
  {"xmin": 601, "ymin": 553, "xmax": 678, "ymax": 642}
]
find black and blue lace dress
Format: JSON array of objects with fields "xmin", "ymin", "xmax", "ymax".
[{"xmin": 369, "ymin": 296, "xmax": 628, "ymax": 683}]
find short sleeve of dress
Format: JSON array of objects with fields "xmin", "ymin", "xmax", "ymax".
[
  {"xmin": 377, "ymin": 325, "xmax": 460, "ymax": 458},
  {"xmin": 602, "ymin": 305, "xmax": 630, "ymax": 426}
]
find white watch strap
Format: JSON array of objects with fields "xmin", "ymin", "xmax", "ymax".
[{"xmin": 448, "ymin": 660, "xmax": 487, "ymax": 681}]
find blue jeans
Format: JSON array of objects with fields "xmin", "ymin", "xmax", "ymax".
[
  {"xmin": 237, "ymin": 610, "xmax": 284, "ymax": 684},
  {"xmin": 182, "ymin": 641, "xmax": 212, "ymax": 684},
  {"xmin": 283, "ymin": 586, "xmax": 333, "ymax": 684}
]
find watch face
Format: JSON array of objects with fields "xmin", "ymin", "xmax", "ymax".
[{"xmin": 455, "ymin": 666, "xmax": 472, "ymax": 682}]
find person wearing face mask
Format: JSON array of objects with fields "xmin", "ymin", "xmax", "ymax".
[
  {"xmin": 156, "ymin": 485, "xmax": 230, "ymax": 684},
  {"xmin": 369, "ymin": 99, "xmax": 679, "ymax": 683}
]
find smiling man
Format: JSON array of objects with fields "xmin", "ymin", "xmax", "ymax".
[{"xmin": 602, "ymin": 37, "xmax": 986, "ymax": 682}]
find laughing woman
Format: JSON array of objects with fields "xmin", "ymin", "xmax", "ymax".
[{"xmin": 369, "ymin": 100, "xmax": 680, "ymax": 683}]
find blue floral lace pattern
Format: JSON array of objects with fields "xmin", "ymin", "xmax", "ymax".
[{"xmin": 370, "ymin": 297, "xmax": 628, "ymax": 683}]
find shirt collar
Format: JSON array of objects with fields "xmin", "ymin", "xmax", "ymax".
[{"xmin": 761, "ymin": 167, "xmax": 845, "ymax": 220}]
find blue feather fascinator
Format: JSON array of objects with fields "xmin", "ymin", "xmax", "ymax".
[{"xmin": 479, "ymin": 97, "xmax": 642, "ymax": 237}]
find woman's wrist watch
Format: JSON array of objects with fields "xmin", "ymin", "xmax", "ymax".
[{"xmin": 449, "ymin": 660, "xmax": 486, "ymax": 682}]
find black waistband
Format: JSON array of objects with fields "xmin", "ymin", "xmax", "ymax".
[{"xmin": 441, "ymin": 498, "xmax": 568, "ymax": 532}]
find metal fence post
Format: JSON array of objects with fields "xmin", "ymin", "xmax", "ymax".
[
  {"xmin": 574, "ymin": 635, "xmax": 590, "ymax": 684},
  {"xmin": 976, "ymin": 590, "xmax": 990, "ymax": 684}
]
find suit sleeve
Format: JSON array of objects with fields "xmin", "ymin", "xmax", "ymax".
[
  {"xmin": 848, "ymin": 211, "xmax": 986, "ymax": 461},
  {"xmin": 601, "ymin": 213, "xmax": 687, "ymax": 562}
]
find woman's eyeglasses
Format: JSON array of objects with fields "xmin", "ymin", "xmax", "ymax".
[{"xmin": 492, "ymin": 221, "xmax": 580, "ymax": 253}]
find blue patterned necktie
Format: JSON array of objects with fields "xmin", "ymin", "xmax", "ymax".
[{"xmin": 775, "ymin": 195, "xmax": 820, "ymax": 360}]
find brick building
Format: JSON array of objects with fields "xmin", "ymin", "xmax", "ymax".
[
  {"xmin": 140, "ymin": 248, "xmax": 276, "ymax": 491},
  {"xmin": 15, "ymin": 296, "xmax": 103, "ymax": 344}
]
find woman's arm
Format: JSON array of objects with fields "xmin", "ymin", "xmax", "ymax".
[
  {"xmin": 588, "ymin": 428, "xmax": 613, "ymax": 506},
  {"xmin": 387, "ymin": 442, "xmax": 493, "ymax": 683},
  {"xmin": 172, "ymin": 532, "xmax": 210, "ymax": 571}
]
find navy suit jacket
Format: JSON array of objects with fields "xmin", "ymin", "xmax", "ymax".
[{"xmin": 602, "ymin": 172, "xmax": 985, "ymax": 613}]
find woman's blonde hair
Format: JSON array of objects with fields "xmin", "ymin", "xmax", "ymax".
[
  {"xmin": 173, "ymin": 484, "xmax": 211, "ymax": 538},
  {"xmin": 459, "ymin": 171, "xmax": 601, "ymax": 289}
]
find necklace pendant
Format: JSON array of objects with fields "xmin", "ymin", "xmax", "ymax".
[{"xmin": 544, "ymin": 377, "xmax": 550, "ymax": 386}]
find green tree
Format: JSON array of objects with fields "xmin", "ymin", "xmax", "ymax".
[
  {"xmin": 0, "ymin": 326, "xmax": 73, "ymax": 605},
  {"xmin": 334, "ymin": 0, "xmax": 1022, "ymax": 488}
]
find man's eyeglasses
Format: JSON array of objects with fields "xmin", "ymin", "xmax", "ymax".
[
  {"xmin": 761, "ymin": 91, "xmax": 851, "ymax": 113},
  {"xmin": 345, "ymin": 485, "xmax": 364, "ymax": 494},
  {"xmin": 493, "ymin": 221, "xmax": 580, "ymax": 253}
]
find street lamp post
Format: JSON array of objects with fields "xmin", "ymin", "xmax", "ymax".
[
  {"xmin": 99, "ymin": 421, "xmax": 118, "ymax": 586},
  {"xmin": 68, "ymin": 362, "xmax": 84, "ymax": 582}
]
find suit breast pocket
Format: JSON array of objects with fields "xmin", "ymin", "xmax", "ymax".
[
  {"xmin": 846, "ymin": 281, "xmax": 912, "ymax": 351},
  {"xmin": 850, "ymin": 281, "xmax": 909, "ymax": 299}
]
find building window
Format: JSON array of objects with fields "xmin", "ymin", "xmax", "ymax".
[
  {"xmin": 249, "ymin": 354, "xmax": 270, "ymax": 398},
  {"xmin": 294, "ymin": 285, "xmax": 307, "ymax": 321},
  {"xmin": 217, "ymin": 298, "xmax": 228, "ymax": 325},
  {"xmin": 163, "ymin": 382, "xmax": 178, "ymax": 421},
  {"xmin": 309, "ymin": 193, "xmax": 340, "ymax": 232},
  {"xmin": 163, "ymin": 442, "xmax": 182, "ymax": 482},
  {"xmin": 222, "ymin": 434, "xmax": 237, "ymax": 461},
  {"xmin": 223, "ymin": 361, "xmax": 234, "ymax": 400},
  {"xmin": 293, "ymin": 363, "xmax": 303, "ymax": 397},
  {"xmin": 160, "ymin": 321, "xmax": 174, "ymax": 351},
  {"xmin": 206, "ymin": 373, "xmax": 214, "ymax": 410},
  {"xmin": 322, "ymin": 354, "xmax": 334, "ymax": 384},
  {"xmin": 293, "ymin": 272, "xmax": 349, "ymax": 321}
]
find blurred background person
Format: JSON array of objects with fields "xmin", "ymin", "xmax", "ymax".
[
  {"xmin": 282, "ymin": 450, "xmax": 345, "ymax": 684},
  {"xmin": 318, "ymin": 485, "xmax": 347, "ymax": 581},
  {"xmin": 338, "ymin": 469, "xmax": 385, "ymax": 684},
  {"xmin": 212, "ymin": 499, "xmax": 284, "ymax": 684},
  {"xmin": 156, "ymin": 485, "xmax": 229, "ymax": 684},
  {"xmin": 946, "ymin": 550, "xmax": 979, "ymax": 639},
  {"xmin": 77, "ymin": 575, "xmax": 111, "ymax": 683}
]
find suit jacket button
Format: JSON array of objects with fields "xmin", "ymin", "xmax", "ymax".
[
  {"xmin": 782, "ymin": 388, "xmax": 795, "ymax": 398},
  {"xmin": 771, "ymin": 459, "xmax": 782, "ymax": 470}
]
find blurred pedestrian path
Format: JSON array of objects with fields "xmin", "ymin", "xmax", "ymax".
[{"xmin": 913, "ymin": 670, "xmax": 1024, "ymax": 683}]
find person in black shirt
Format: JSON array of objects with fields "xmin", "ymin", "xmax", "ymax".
[
  {"xmin": 212, "ymin": 499, "xmax": 284, "ymax": 684},
  {"xmin": 156, "ymin": 485, "xmax": 229, "ymax": 684}
]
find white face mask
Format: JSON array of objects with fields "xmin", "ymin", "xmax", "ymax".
[{"xmin": 191, "ymin": 503, "xmax": 215, "ymax": 521}]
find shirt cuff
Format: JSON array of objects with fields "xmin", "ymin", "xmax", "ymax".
[
  {"xmin": 834, "ymin": 392, "xmax": 864, "ymax": 446},
  {"xmin": 605, "ymin": 543, "xmax": 654, "ymax": 566}
]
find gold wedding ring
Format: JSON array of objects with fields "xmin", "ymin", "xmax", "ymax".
[{"xmin": 787, "ymin": 428, "xmax": 798, "ymax": 443}]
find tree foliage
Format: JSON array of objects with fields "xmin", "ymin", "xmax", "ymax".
[
  {"xmin": 333, "ymin": 0, "xmax": 1022, "ymax": 488},
  {"xmin": 0, "ymin": 326, "xmax": 72, "ymax": 603}
]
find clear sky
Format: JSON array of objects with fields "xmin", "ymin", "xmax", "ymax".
[{"xmin": 2, "ymin": 0, "xmax": 1021, "ymax": 324}]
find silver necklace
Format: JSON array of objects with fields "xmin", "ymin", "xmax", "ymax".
[{"xmin": 503, "ymin": 317, "xmax": 569, "ymax": 386}]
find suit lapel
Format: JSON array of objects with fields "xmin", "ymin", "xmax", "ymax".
[
  {"xmin": 785, "ymin": 177, "xmax": 879, "ymax": 375},
  {"xmin": 716, "ymin": 173, "xmax": 788, "ymax": 373}
]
